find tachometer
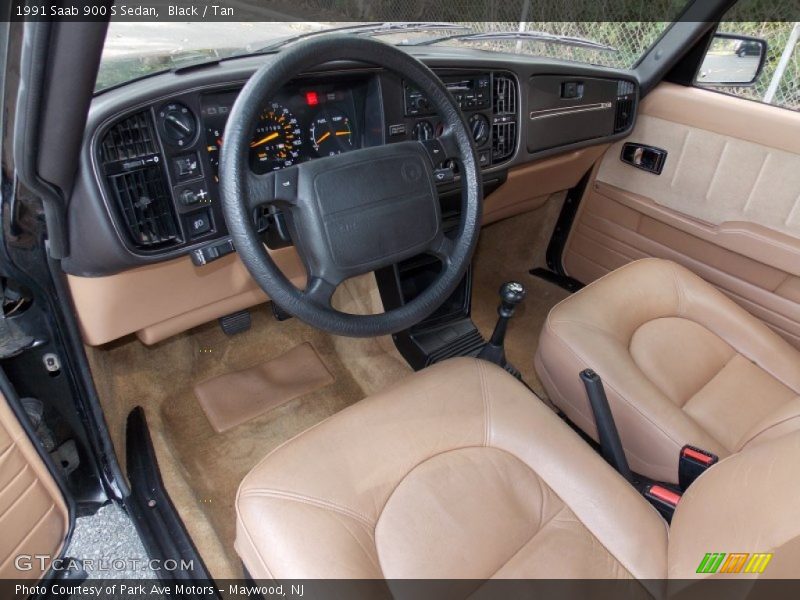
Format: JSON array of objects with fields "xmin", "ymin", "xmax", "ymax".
[
  {"xmin": 249, "ymin": 103, "xmax": 302, "ymax": 172},
  {"xmin": 309, "ymin": 109, "xmax": 353, "ymax": 157}
]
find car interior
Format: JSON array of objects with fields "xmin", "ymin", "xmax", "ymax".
[{"xmin": 1, "ymin": 0, "xmax": 799, "ymax": 589}]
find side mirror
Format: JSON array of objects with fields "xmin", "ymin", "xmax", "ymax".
[{"xmin": 696, "ymin": 33, "xmax": 767, "ymax": 86}]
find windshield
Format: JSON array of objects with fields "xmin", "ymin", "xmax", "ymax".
[{"xmin": 96, "ymin": 21, "xmax": 673, "ymax": 92}]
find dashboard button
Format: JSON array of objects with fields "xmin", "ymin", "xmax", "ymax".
[
  {"xmin": 184, "ymin": 209, "xmax": 213, "ymax": 238},
  {"xmin": 421, "ymin": 138, "xmax": 446, "ymax": 163},
  {"xmin": 274, "ymin": 168, "xmax": 298, "ymax": 200},
  {"xmin": 180, "ymin": 189, "xmax": 198, "ymax": 206},
  {"xmin": 175, "ymin": 182, "xmax": 210, "ymax": 207},
  {"xmin": 433, "ymin": 168, "xmax": 455, "ymax": 184},
  {"xmin": 172, "ymin": 152, "xmax": 202, "ymax": 181}
]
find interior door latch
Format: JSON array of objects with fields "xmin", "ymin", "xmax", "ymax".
[{"xmin": 620, "ymin": 143, "xmax": 667, "ymax": 175}]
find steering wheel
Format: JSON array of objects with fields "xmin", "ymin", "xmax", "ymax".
[{"xmin": 220, "ymin": 35, "xmax": 482, "ymax": 337}]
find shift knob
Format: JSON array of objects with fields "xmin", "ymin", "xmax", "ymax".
[{"xmin": 498, "ymin": 281, "xmax": 526, "ymax": 316}]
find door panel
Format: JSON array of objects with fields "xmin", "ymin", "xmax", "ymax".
[
  {"xmin": 564, "ymin": 83, "xmax": 800, "ymax": 348},
  {"xmin": 0, "ymin": 390, "xmax": 69, "ymax": 579},
  {"xmin": 598, "ymin": 115, "xmax": 800, "ymax": 237}
]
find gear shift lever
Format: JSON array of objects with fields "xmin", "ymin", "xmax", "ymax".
[{"xmin": 477, "ymin": 281, "xmax": 526, "ymax": 378}]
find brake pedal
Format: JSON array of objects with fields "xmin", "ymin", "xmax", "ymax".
[{"xmin": 219, "ymin": 310, "xmax": 251, "ymax": 336}]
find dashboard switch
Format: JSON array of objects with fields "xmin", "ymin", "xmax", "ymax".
[
  {"xmin": 274, "ymin": 168, "xmax": 298, "ymax": 200},
  {"xmin": 173, "ymin": 152, "xmax": 202, "ymax": 181},
  {"xmin": 175, "ymin": 182, "xmax": 210, "ymax": 207},
  {"xmin": 191, "ymin": 237, "xmax": 235, "ymax": 266},
  {"xmin": 184, "ymin": 209, "xmax": 213, "ymax": 238},
  {"xmin": 180, "ymin": 189, "xmax": 198, "ymax": 206},
  {"xmin": 421, "ymin": 139, "xmax": 446, "ymax": 163},
  {"xmin": 433, "ymin": 168, "xmax": 455, "ymax": 184}
]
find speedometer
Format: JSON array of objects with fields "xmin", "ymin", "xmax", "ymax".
[{"xmin": 249, "ymin": 103, "xmax": 302, "ymax": 172}]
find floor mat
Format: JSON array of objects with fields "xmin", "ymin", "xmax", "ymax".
[
  {"xmin": 472, "ymin": 199, "xmax": 572, "ymax": 398},
  {"xmin": 194, "ymin": 342, "xmax": 334, "ymax": 433}
]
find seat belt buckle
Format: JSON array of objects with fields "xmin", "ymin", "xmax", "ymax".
[
  {"xmin": 679, "ymin": 445, "xmax": 718, "ymax": 491},
  {"xmin": 644, "ymin": 484, "xmax": 681, "ymax": 522}
]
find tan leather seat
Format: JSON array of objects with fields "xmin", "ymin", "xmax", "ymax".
[
  {"xmin": 235, "ymin": 358, "xmax": 799, "ymax": 580},
  {"xmin": 536, "ymin": 258, "xmax": 800, "ymax": 484}
]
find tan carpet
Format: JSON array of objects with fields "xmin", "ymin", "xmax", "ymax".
[
  {"xmin": 472, "ymin": 195, "xmax": 572, "ymax": 398},
  {"xmin": 86, "ymin": 274, "xmax": 410, "ymax": 579},
  {"xmin": 85, "ymin": 202, "xmax": 570, "ymax": 578}
]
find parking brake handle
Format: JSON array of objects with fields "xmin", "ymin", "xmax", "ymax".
[{"xmin": 580, "ymin": 369, "xmax": 633, "ymax": 483}]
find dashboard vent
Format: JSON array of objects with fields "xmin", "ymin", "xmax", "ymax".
[
  {"xmin": 101, "ymin": 110, "xmax": 181, "ymax": 250},
  {"xmin": 493, "ymin": 75, "xmax": 517, "ymax": 115},
  {"xmin": 101, "ymin": 111, "xmax": 158, "ymax": 162},
  {"xmin": 614, "ymin": 98, "xmax": 634, "ymax": 133},
  {"xmin": 617, "ymin": 80, "xmax": 636, "ymax": 96},
  {"xmin": 491, "ymin": 74, "xmax": 518, "ymax": 163},
  {"xmin": 108, "ymin": 165, "xmax": 180, "ymax": 248},
  {"xmin": 492, "ymin": 120, "xmax": 517, "ymax": 163},
  {"xmin": 614, "ymin": 80, "xmax": 636, "ymax": 133}
]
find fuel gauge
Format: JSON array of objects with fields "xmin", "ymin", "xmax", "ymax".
[{"xmin": 310, "ymin": 109, "xmax": 354, "ymax": 156}]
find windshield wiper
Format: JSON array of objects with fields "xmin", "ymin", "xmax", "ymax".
[
  {"xmin": 257, "ymin": 22, "xmax": 471, "ymax": 52},
  {"xmin": 411, "ymin": 30, "xmax": 617, "ymax": 52}
]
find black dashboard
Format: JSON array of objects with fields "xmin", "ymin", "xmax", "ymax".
[{"xmin": 66, "ymin": 47, "xmax": 639, "ymax": 277}]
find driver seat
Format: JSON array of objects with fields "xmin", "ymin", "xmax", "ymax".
[{"xmin": 235, "ymin": 358, "xmax": 799, "ymax": 580}]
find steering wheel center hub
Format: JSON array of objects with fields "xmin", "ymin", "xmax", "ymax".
[{"xmin": 294, "ymin": 142, "xmax": 440, "ymax": 275}]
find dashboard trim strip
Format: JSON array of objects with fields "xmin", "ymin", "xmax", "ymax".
[{"xmin": 529, "ymin": 102, "xmax": 613, "ymax": 120}]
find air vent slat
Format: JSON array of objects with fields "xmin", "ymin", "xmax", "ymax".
[
  {"xmin": 493, "ymin": 75, "xmax": 517, "ymax": 116},
  {"xmin": 101, "ymin": 110, "xmax": 159, "ymax": 163},
  {"xmin": 614, "ymin": 97, "xmax": 635, "ymax": 133},
  {"xmin": 109, "ymin": 167, "xmax": 180, "ymax": 248},
  {"xmin": 491, "ymin": 75, "xmax": 518, "ymax": 164},
  {"xmin": 614, "ymin": 80, "xmax": 636, "ymax": 134},
  {"xmin": 101, "ymin": 110, "xmax": 180, "ymax": 250}
]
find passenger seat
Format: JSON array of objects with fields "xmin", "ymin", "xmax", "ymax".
[{"xmin": 535, "ymin": 258, "xmax": 800, "ymax": 483}]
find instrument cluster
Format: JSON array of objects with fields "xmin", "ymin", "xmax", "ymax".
[{"xmin": 201, "ymin": 84, "xmax": 360, "ymax": 181}]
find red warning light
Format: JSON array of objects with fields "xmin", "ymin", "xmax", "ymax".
[{"xmin": 305, "ymin": 91, "xmax": 319, "ymax": 106}]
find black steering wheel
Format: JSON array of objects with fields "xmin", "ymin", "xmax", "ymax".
[{"xmin": 220, "ymin": 35, "xmax": 482, "ymax": 337}]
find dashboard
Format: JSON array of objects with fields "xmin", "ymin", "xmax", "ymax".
[{"xmin": 66, "ymin": 48, "xmax": 639, "ymax": 277}]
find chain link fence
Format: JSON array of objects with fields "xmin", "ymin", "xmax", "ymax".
[
  {"xmin": 339, "ymin": 0, "xmax": 800, "ymax": 111},
  {"xmin": 99, "ymin": 0, "xmax": 800, "ymax": 111},
  {"xmin": 388, "ymin": 19, "xmax": 800, "ymax": 111}
]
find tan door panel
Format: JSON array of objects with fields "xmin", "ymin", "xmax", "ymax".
[
  {"xmin": 564, "ymin": 83, "xmax": 800, "ymax": 349},
  {"xmin": 0, "ymin": 390, "xmax": 68, "ymax": 579},
  {"xmin": 597, "ymin": 114, "xmax": 800, "ymax": 238}
]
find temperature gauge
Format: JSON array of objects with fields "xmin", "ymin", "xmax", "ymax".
[{"xmin": 309, "ymin": 109, "xmax": 354, "ymax": 156}]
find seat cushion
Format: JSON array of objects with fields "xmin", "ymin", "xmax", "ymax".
[
  {"xmin": 235, "ymin": 358, "xmax": 667, "ymax": 580},
  {"xmin": 535, "ymin": 258, "xmax": 800, "ymax": 483}
]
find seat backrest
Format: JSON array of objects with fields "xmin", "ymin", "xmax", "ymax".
[{"xmin": 668, "ymin": 430, "xmax": 800, "ymax": 579}]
